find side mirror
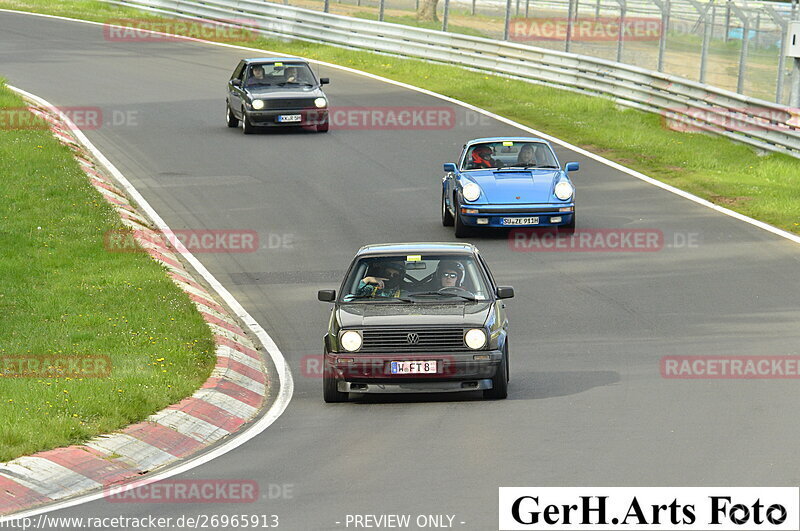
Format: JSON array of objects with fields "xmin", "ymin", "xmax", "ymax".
[
  {"xmin": 319, "ymin": 77, "xmax": 330, "ymax": 85},
  {"xmin": 231, "ymin": 79, "xmax": 242, "ymax": 87},
  {"xmin": 443, "ymin": 163, "xmax": 457, "ymax": 172},
  {"xmin": 565, "ymin": 162, "xmax": 579, "ymax": 172},
  {"xmin": 496, "ymin": 286, "xmax": 514, "ymax": 299},
  {"xmin": 318, "ymin": 289, "xmax": 336, "ymax": 302}
]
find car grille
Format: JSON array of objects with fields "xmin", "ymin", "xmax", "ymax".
[
  {"xmin": 361, "ymin": 328, "xmax": 465, "ymax": 352},
  {"xmin": 265, "ymin": 98, "xmax": 316, "ymax": 110}
]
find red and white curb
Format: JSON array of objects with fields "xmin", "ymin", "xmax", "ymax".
[{"xmin": 0, "ymin": 91, "xmax": 293, "ymax": 518}]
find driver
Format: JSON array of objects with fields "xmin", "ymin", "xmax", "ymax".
[
  {"xmin": 436, "ymin": 260, "xmax": 465, "ymax": 289},
  {"xmin": 356, "ymin": 260, "xmax": 405, "ymax": 298},
  {"xmin": 469, "ymin": 145, "xmax": 501, "ymax": 169}
]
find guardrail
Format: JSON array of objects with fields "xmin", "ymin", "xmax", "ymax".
[{"xmin": 104, "ymin": 0, "xmax": 800, "ymax": 157}]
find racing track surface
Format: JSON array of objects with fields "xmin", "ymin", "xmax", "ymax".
[{"xmin": 2, "ymin": 11, "xmax": 800, "ymax": 529}]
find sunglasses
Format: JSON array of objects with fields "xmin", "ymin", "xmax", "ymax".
[{"xmin": 441, "ymin": 272, "xmax": 458, "ymax": 279}]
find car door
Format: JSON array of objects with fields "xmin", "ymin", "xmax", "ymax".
[
  {"xmin": 228, "ymin": 61, "xmax": 246, "ymax": 117},
  {"xmin": 477, "ymin": 253, "xmax": 509, "ymax": 337}
]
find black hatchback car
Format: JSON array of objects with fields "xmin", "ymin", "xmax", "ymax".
[
  {"xmin": 318, "ymin": 243, "xmax": 514, "ymax": 402},
  {"xmin": 226, "ymin": 57, "xmax": 330, "ymax": 134}
]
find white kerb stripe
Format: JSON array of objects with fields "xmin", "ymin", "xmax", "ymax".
[{"xmin": 0, "ymin": 457, "xmax": 101, "ymax": 499}]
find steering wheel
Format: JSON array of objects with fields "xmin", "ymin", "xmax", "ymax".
[{"xmin": 437, "ymin": 286, "xmax": 474, "ymax": 296}]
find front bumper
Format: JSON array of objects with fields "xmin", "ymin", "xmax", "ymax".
[
  {"xmin": 325, "ymin": 350, "xmax": 502, "ymax": 393},
  {"xmin": 458, "ymin": 204, "xmax": 574, "ymax": 228},
  {"xmin": 245, "ymin": 108, "xmax": 328, "ymax": 127}
]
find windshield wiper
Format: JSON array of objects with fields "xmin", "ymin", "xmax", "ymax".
[
  {"xmin": 343, "ymin": 294, "xmax": 414, "ymax": 302},
  {"xmin": 407, "ymin": 291, "xmax": 476, "ymax": 301}
]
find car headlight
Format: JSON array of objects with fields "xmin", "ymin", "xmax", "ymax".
[
  {"xmin": 251, "ymin": 99, "xmax": 265, "ymax": 110},
  {"xmin": 554, "ymin": 181, "xmax": 574, "ymax": 200},
  {"xmin": 314, "ymin": 97, "xmax": 327, "ymax": 108},
  {"xmin": 464, "ymin": 328, "xmax": 487, "ymax": 350},
  {"xmin": 340, "ymin": 330, "xmax": 362, "ymax": 352},
  {"xmin": 462, "ymin": 182, "xmax": 481, "ymax": 202}
]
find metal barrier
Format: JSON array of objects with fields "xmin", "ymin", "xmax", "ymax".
[{"xmin": 104, "ymin": 0, "xmax": 800, "ymax": 157}]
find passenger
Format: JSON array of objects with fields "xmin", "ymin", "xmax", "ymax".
[
  {"xmin": 356, "ymin": 261, "xmax": 405, "ymax": 298},
  {"xmin": 285, "ymin": 67, "xmax": 300, "ymax": 83},
  {"xmin": 247, "ymin": 65, "xmax": 267, "ymax": 85},
  {"xmin": 436, "ymin": 260, "xmax": 465, "ymax": 289},
  {"xmin": 516, "ymin": 144, "xmax": 537, "ymax": 166},
  {"xmin": 469, "ymin": 145, "xmax": 501, "ymax": 169}
]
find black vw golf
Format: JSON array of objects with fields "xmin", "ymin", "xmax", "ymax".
[
  {"xmin": 318, "ymin": 243, "xmax": 514, "ymax": 402},
  {"xmin": 226, "ymin": 57, "xmax": 330, "ymax": 134}
]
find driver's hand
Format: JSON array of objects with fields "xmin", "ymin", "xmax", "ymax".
[{"xmin": 363, "ymin": 276, "xmax": 386, "ymax": 289}]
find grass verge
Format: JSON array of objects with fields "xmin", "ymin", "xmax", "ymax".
[{"xmin": 0, "ymin": 82, "xmax": 215, "ymax": 461}]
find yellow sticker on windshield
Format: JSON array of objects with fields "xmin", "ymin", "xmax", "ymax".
[
  {"xmin": 407, "ymin": 255, "xmax": 422, "ymax": 262},
  {"xmin": 275, "ymin": 62, "xmax": 283, "ymax": 67},
  {"xmin": 502, "ymin": 141, "xmax": 514, "ymax": 146}
]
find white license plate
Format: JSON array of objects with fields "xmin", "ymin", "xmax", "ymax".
[
  {"xmin": 390, "ymin": 360, "xmax": 438, "ymax": 374},
  {"xmin": 277, "ymin": 114, "xmax": 302, "ymax": 123},
  {"xmin": 502, "ymin": 216, "xmax": 539, "ymax": 225}
]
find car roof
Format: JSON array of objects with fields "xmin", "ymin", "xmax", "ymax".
[
  {"xmin": 243, "ymin": 57, "xmax": 308, "ymax": 64},
  {"xmin": 466, "ymin": 136, "xmax": 549, "ymax": 145},
  {"xmin": 356, "ymin": 242, "xmax": 477, "ymax": 256}
]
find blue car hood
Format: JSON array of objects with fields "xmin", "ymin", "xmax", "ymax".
[{"xmin": 467, "ymin": 169, "xmax": 559, "ymax": 204}]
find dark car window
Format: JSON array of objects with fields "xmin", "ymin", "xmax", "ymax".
[
  {"xmin": 341, "ymin": 254, "xmax": 491, "ymax": 302},
  {"xmin": 245, "ymin": 62, "xmax": 316, "ymax": 87},
  {"xmin": 461, "ymin": 141, "xmax": 559, "ymax": 170},
  {"xmin": 231, "ymin": 61, "xmax": 246, "ymax": 81}
]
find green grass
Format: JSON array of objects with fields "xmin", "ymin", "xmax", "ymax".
[{"xmin": 0, "ymin": 83, "xmax": 215, "ymax": 461}]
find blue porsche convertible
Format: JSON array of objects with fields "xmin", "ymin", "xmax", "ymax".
[{"xmin": 441, "ymin": 137, "xmax": 579, "ymax": 237}]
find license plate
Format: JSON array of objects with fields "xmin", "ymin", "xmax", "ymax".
[
  {"xmin": 277, "ymin": 114, "xmax": 302, "ymax": 123},
  {"xmin": 390, "ymin": 360, "xmax": 438, "ymax": 374},
  {"xmin": 502, "ymin": 216, "xmax": 539, "ymax": 225}
]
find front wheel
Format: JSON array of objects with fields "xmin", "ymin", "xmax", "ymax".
[
  {"xmin": 453, "ymin": 195, "xmax": 472, "ymax": 238},
  {"xmin": 441, "ymin": 189, "xmax": 454, "ymax": 226},
  {"xmin": 484, "ymin": 345, "xmax": 509, "ymax": 399},
  {"xmin": 316, "ymin": 122, "xmax": 329, "ymax": 133},
  {"xmin": 241, "ymin": 108, "xmax": 256, "ymax": 135},
  {"xmin": 323, "ymin": 370, "xmax": 348, "ymax": 403},
  {"xmin": 226, "ymin": 103, "xmax": 239, "ymax": 128}
]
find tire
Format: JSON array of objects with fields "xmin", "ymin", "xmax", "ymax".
[
  {"xmin": 453, "ymin": 194, "xmax": 472, "ymax": 238},
  {"xmin": 316, "ymin": 122, "xmax": 329, "ymax": 133},
  {"xmin": 226, "ymin": 103, "xmax": 239, "ymax": 128},
  {"xmin": 441, "ymin": 189, "xmax": 454, "ymax": 226},
  {"xmin": 484, "ymin": 344, "xmax": 509, "ymax": 399},
  {"xmin": 323, "ymin": 369, "xmax": 348, "ymax": 403},
  {"xmin": 241, "ymin": 108, "xmax": 255, "ymax": 135}
]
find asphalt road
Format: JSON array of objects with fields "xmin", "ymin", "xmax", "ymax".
[{"xmin": 2, "ymin": 11, "xmax": 800, "ymax": 530}]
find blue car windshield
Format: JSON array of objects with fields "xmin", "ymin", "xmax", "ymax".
[
  {"xmin": 244, "ymin": 63, "xmax": 316, "ymax": 87},
  {"xmin": 461, "ymin": 141, "xmax": 558, "ymax": 170},
  {"xmin": 341, "ymin": 254, "xmax": 491, "ymax": 302}
]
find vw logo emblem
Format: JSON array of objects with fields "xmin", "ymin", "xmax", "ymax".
[{"xmin": 406, "ymin": 333, "xmax": 420, "ymax": 344}]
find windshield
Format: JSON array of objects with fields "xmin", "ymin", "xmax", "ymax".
[
  {"xmin": 340, "ymin": 254, "xmax": 491, "ymax": 302},
  {"xmin": 461, "ymin": 141, "xmax": 558, "ymax": 171},
  {"xmin": 244, "ymin": 62, "xmax": 317, "ymax": 87}
]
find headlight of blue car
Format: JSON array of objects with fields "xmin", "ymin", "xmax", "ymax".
[
  {"xmin": 554, "ymin": 181, "xmax": 574, "ymax": 201},
  {"xmin": 462, "ymin": 182, "xmax": 482, "ymax": 202}
]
